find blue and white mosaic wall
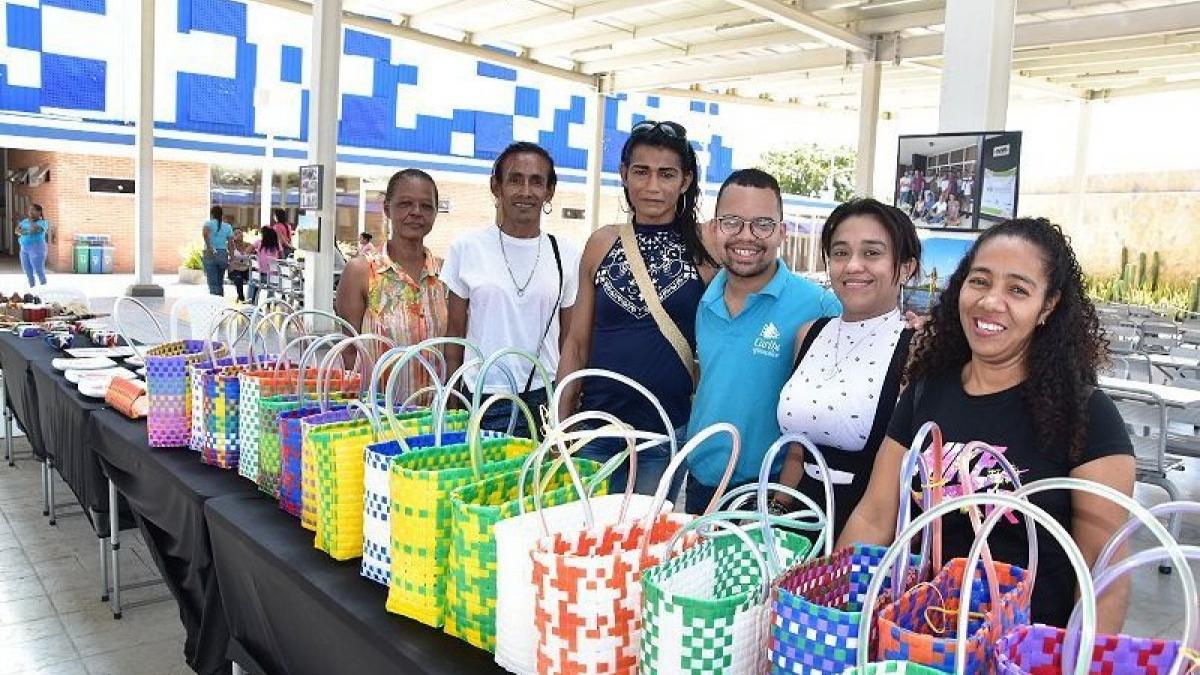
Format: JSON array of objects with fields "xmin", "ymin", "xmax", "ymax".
[{"xmin": 0, "ymin": 0, "xmax": 736, "ymax": 182}]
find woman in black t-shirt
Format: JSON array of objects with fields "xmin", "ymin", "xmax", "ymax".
[{"xmin": 838, "ymin": 217, "xmax": 1135, "ymax": 632}]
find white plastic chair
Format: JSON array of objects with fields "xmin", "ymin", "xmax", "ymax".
[
  {"xmin": 169, "ymin": 296, "xmax": 228, "ymax": 340},
  {"xmin": 36, "ymin": 286, "xmax": 89, "ymax": 309}
]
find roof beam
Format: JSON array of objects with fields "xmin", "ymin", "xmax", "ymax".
[
  {"xmin": 1021, "ymin": 52, "xmax": 1200, "ymax": 78},
  {"xmin": 1012, "ymin": 32, "xmax": 1200, "ymax": 62},
  {"xmin": 646, "ymin": 86, "xmax": 842, "ymax": 110},
  {"xmin": 1015, "ymin": 43, "xmax": 1200, "ymax": 72},
  {"xmin": 472, "ymin": 0, "xmax": 680, "ymax": 43},
  {"xmin": 253, "ymin": 0, "xmax": 598, "ymax": 85},
  {"xmin": 611, "ymin": 47, "xmax": 859, "ymax": 90},
  {"xmin": 722, "ymin": 0, "xmax": 872, "ymax": 52},
  {"xmin": 1090, "ymin": 78, "xmax": 1200, "ymax": 100},
  {"xmin": 579, "ymin": 29, "xmax": 816, "ymax": 73},
  {"xmin": 1046, "ymin": 62, "xmax": 1200, "ymax": 84},
  {"xmin": 527, "ymin": 9, "xmax": 754, "ymax": 58}
]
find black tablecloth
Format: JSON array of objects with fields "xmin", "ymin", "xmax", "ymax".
[
  {"xmin": 205, "ymin": 493, "xmax": 504, "ymax": 675},
  {"xmin": 94, "ymin": 408, "xmax": 258, "ymax": 675},
  {"xmin": 0, "ymin": 331, "xmax": 53, "ymax": 458},
  {"xmin": 29, "ymin": 357, "xmax": 135, "ymax": 532}
]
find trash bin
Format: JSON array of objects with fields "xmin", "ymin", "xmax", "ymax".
[
  {"xmin": 74, "ymin": 234, "xmax": 92, "ymax": 274},
  {"xmin": 89, "ymin": 246, "xmax": 103, "ymax": 274},
  {"xmin": 100, "ymin": 246, "xmax": 115, "ymax": 274}
]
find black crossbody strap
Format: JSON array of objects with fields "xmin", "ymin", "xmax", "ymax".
[{"xmin": 524, "ymin": 234, "xmax": 562, "ymax": 393}]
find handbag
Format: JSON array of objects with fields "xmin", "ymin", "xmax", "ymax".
[
  {"xmin": 145, "ymin": 340, "xmax": 228, "ymax": 447},
  {"xmin": 237, "ymin": 308, "xmax": 305, "ymax": 482},
  {"xmin": 530, "ymin": 423, "xmax": 740, "ymax": 675},
  {"xmin": 995, "ymin": 500, "xmax": 1199, "ymax": 675},
  {"xmin": 105, "ymin": 377, "xmax": 148, "ymax": 419}
]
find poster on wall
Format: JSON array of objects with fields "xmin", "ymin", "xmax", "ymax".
[
  {"xmin": 903, "ymin": 232, "xmax": 976, "ymax": 313},
  {"xmin": 299, "ymin": 165, "xmax": 323, "ymax": 210},
  {"xmin": 894, "ymin": 130, "xmax": 1022, "ymax": 231},
  {"xmin": 296, "ymin": 212, "xmax": 320, "ymax": 252},
  {"xmin": 978, "ymin": 132, "xmax": 1023, "ymax": 223}
]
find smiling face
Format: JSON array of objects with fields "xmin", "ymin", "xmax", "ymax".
[
  {"xmin": 958, "ymin": 235, "xmax": 1060, "ymax": 366},
  {"xmin": 828, "ymin": 214, "xmax": 914, "ymax": 321},
  {"xmin": 712, "ymin": 184, "xmax": 784, "ymax": 280},
  {"xmin": 491, "ymin": 152, "xmax": 555, "ymax": 229},
  {"xmin": 620, "ymin": 144, "xmax": 692, "ymax": 225},
  {"xmin": 384, "ymin": 175, "xmax": 437, "ymax": 244}
]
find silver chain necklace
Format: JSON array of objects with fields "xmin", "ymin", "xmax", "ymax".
[
  {"xmin": 821, "ymin": 311, "xmax": 898, "ymax": 380},
  {"xmin": 497, "ymin": 226, "xmax": 542, "ymax": 297}
]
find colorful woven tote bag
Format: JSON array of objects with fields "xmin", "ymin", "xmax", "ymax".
[
  {"xmin": 767, "ymin": 426, "xmax": 947, "ymax": 675},
  {"xmin": 531, "ymin": 423, "xmax": 740, "ymax": 675},
  {"xmin": 995, "ymin": 500, "xmax": 1199, "ymax": 675},
  {"xmin": 145, "ymin": 340, "xmax": 227, "ymax": 447},
  {"xmin": 235, "ymin": 309, "xmax": 299, "ymax": 481},
  {"xmin": 444, "ymin": 395, "xmax": 609, "ymax": 652}
]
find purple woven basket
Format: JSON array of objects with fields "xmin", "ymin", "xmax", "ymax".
[
  {"xmin": 146, "ymin": 340, "xmax": 225, "ymax": 448},
  {"xmin": 995, "ymin": 623, "xmax": 1181, "ymax": 675}
]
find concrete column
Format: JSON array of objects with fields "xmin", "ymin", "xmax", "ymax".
[
  {"xmin": 855, "ymin": 59, "xmax": 882, "ymax": 198},
  {"xmin": 302, "ymin": 0, "xmax": 342, "ymax": 315},
  {"xmin": 127, "ymin": 0, "xmax": 162, "ymax": 296},
  {"xmin": 356, "ymin": 179, "xmax": 366, "ymax": 234},
  {"xmin": 585, "ymin": 88, "xmax": 606, "ymax": 232},
  {"xmin": 1067, "ymin": 99, "xmax": 1093, "ymax": 231},
  {"xmin": 260, "ymin": 133, "xmax": 274, "ymax": 228},
  {"xmin": 938, "ymin": 0, "xmax": 1015, "ymax": 132}
]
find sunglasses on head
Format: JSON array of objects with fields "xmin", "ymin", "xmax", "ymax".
[{"xmin": 630, "ymin": 120, "xmax": 688, "ymax": 139}]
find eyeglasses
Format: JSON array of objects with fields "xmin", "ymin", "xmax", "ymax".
[
  {"xmin": 716, "ymin": 215, "xmax": 782, "ymax": 239},
  {"xmin": 630, "ymin": 120, "xmax": 688, "ymax": 139}
]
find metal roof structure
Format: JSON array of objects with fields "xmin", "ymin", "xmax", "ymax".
[{"xmin": 307, "ymin": 0, "xmax": 1200, "ymax": 110}]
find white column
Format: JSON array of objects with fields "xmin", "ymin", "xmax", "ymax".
[
  {"xmin": 303, "ymin": 0, "xmax": 342, "ymax": 315},
  {"xmin": 260, "ymin": 132, "xmax": 274, "ymax": 228},
  {"xmin": 585, "ymin": 88, "xmax": 606, "ymax": 232},
  {"xmin": 356, "ymin": 179, "xmax": 366, "ymax": 234},
  {"xmin": 1067, "ymin": 99, "xmax": 1092, "ymax": 231},
  {"xmin": 855, "ymin": 59, "xmax": 882, "ymax": 198},
  {"xmin": 938, "ymin": 0, "xmax": 1015, "ymax": 132},
  {"xmin": 127, "ymin": 0, "xmax": 162, "ymax": 296}
]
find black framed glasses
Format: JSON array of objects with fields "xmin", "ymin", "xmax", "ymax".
[
  {"xmin": 630, "ymin": 120, "xmax": 688, "ymax": 139},
  {"xmin": 716, "ymin": 215, "xmax": 782, "ymax": 239}
]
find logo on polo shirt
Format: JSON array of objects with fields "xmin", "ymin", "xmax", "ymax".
[{"xmin": 753, "ymin": 322, "xmax": 782, "ymax": 358}]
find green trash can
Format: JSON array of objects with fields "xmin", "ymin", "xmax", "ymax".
[{"xmin": 74, "ymin": 238, "xmax": 91, "ymax": 274}]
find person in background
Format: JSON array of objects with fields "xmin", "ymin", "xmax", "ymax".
[
  {"xmin": 556, "ymin": 121, "xmax": 717, "ymax": 494},
  {"xmin": 357, "ymin": 232, "xmax": 377, "ymax": 257},
  {"xmin": 947, "ymin": 193, "xmax": 962, "ymax": 227},
  {"xmin": 897, "ymin": 170, "xmax": 912, "ymax": 213},
  {"xmin": 910, "ymin": 170, "xmax": 925, "ymax": 208},
  {"xmin": 271, "ymin": 208, "xmax": 294, "ymax": 258},
  {"xmin": 838, "ymin": 217, "xmax": 1134, "ymax": 632},
  {"xmin": 774, "ymin": 199, "xmax": 920, "ymax": 534},
  {"xmin": 202, "ymin": 205, "xmax": 234, "ymax": 296},
  {"xmin": 929, "ymin": 194, "xmax": 948, "ymax": 225},
  {"xmin": 336, "ymin": 169, "xmax": 448, "ymax": 397},
  {"xmin": 443, "ymin": 143, "xmax": 581, "ymax": 439},
  {"xmin": 249, "ymin": 226, "xmax": 282, "ymax": 304},
  {"xmin": 683, "ymin": 169, "xmax": 841, "ymax": 514},
  {"xmin": 227, "ymin": 228, "xmax": 254, "ymax": 303},
  {"xmin": 16, "ymin": 203, "xmax": 49, "ymax": 287}
]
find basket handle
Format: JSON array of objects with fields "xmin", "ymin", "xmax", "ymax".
[
  {"xmin": 636, "ymin": 422, "xmax": 741, "ymax": 559},
  {"xmin": 274, "ymin": 334, "xmax": 324, "ymax": 373},
  {"xmin": 204, "ymin": 307, "xmax": 252, "ymax": 366},
  {"xmin": 380, "ymin": 344, "xmax": 459, "ymax": 442},
  {"xmin": 466, "ymin": 392, "xmax": 540, "ymax": 480},
  {"xmin": 247, "ymin": 307, "xmax": 291, "ymax": 360},
  {"xmin": 1064, "ymin": 544, "xmax": 1200, "ymax": 675},
  {"xmin": 317, "ymin": 333, "xmax": 395, "ymax": 412},
  {"xmin": 246, "ymin": 298, "xmax": 295, "ymax": 355},
  {"xmin": 520, "ymin": 410, "xmax": 640, "ymax": 517},
  {"xmin": 715, "ymin": 483, "xmax": 829, "ymax": 569},
  {"xmin": 855, "ymin": 491, "xmax": 1097, "ymax": 675},
  {"xmin": 371, "ymin": 337, "xmax": 482, "ymax": 432},
  {"xmin": 551, "ymin": 368, "xmax": 679, "ymax": 455},
  {"xmin": 1093, "ymin": 501, "xmax": 1200, "ymax": 576},
  {"xmin": 294, "ymin": 333, "xmax": 347, "ymax": 402},
  {"xmin": 281, "ymin": 308, "xmax": 358, "ymax": 345},
  {"xmin": 757, "ymin": 434, "xmax": 835, "ymax": 567},
  {"xmin": 113, "ymin": 296, "xmax": 167, "ymax": 353},
  {"xmin": 902, "ymin": 422, "xmax": 944, "ymax": 574},
  {"xmin": 468, "ymin": 347, "xmax": 552, "ymax": 438},
  {"xmin": 515, "ymin": 421, "xmax": 630, "ymax": 527},
  {"xmin": 437, "ymin": 356, "xmax": 518, "ymax": 440},
  {"xmin": 344, "ymin": 398, "xmax": 384, "ymax": 441},
  {"xmin": 987, "ymin": 477, "xmax": 1198, "ymax": 675}
]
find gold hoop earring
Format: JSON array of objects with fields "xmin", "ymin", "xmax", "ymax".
[{"xmin": 542, "ymin": 201, "xmax": 552, "ymax": 215}]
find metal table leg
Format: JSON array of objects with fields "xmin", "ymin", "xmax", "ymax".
[
  {"xmin": 108, "ymin": 478, "xmax": 121, "ymax": 619},
  {"xmin": 4, "ymin": 397, "xmax": 13, "ymax": 467},
  {"xmin": 232, "ymin": 664, "xmax": 246, "ymax": 675},
  {"xmin": 99, "ymin": 535, "xmax": 110, "ymax": 602},
  {"xmin": 47, "ymin": 458, "xmax": 56, "ymax": 526},
  {"xmin": 41, "ymin": 460, "xmax": 49, "ymax": 516}
]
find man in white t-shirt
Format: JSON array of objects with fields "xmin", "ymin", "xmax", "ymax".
[{"xmin": 442, "ymin": 142, "xmax": 581, "ymax": 437}]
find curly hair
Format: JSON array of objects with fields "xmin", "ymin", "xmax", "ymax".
[{"xmin": 905, "ymin": 218, "xmax": 1106, "ymax": 462}]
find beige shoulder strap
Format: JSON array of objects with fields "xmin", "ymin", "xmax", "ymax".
[{"xmin": 618, "ymin": 223, "xmax": 698, "ymax": 387}]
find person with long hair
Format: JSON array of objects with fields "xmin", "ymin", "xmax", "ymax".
[
  {"xmin": 249, "ymin": 225, "xmax": 281, "ymax": 304},
  {"xmin": 443, "ymin": 143, "xmax": 581, "ymax": 438},
  {"xmin": 774, "ymin": 199, "xmax": 920, "ymax": 534},
  {"xmin": 271, "ymin": 207, "xmax": 293, "ymax": 257},
  {"xmin": 16, "ymin": 203, "xmax": 49, "ymax": 287},
  {"xmin": 838, "ymin": 217, "xmax": 1134, "ymax": 632},
  {"xmin": 555, "ymin": 120, "xmax": 718, "ymax": 493},
  {"xmin": 227, "ymin": 227, "xmax": 255, "ymax": 303}
]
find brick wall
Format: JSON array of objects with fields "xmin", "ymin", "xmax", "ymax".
[
  {"xmin": 9, "ymin": 150, "xmax": 630, "ymax": 274},
  {"xmin": 10, "ymin": 150, "xmax": 210, "ymax": 274}
]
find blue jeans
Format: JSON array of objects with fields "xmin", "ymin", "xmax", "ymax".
[
  {"xmin": 572, "ymin": 423, "xmax": 687, "ymax": 500},
  {"xmin": 20, "ymin": 241, "xmax": 46, "ymax": 286},
  {"xmin": 202, "ymin": 251, "xmax": 228, "ymax": 296},
  {"xmin": 477, "ymin": 388, "xmax": 549, "ymax": 440}
]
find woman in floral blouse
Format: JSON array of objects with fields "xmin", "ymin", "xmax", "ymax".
[{"xmin": 335, "ymin": 169, "xmax": 449, "ymax": 397}]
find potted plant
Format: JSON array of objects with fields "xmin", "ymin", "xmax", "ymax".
[{"xmin": 178, "ymin": 241, "xmax": 205, "ymax": 284}]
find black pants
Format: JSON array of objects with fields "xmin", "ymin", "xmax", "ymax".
[{"xmin": 228, "ymin": 269, "xmax": 250, "ymax": 302}]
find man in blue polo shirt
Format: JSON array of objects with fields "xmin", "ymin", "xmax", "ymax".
[{"xmin": 684, "ymin": 169, "xmax": 841, "ymax": 514}]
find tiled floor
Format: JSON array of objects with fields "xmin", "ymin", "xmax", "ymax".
[{"xmin": 0, "ymin": 439, "xmax": 1197, "ymax": 674}]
